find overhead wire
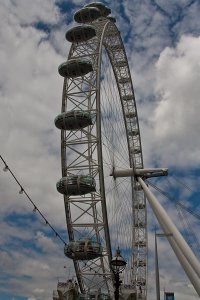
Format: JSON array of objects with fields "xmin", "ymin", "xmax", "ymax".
[
  {"xmin": 146, "ymin": 178, "xmax": 200, "ymax": 256},
  {"xmin": 146, "ymin": 179, "xmax": 200, "ymax": 221},
  {"xmin": 176, "ymin": 206, "xmax": 200, "ymax": 258},
  {"xmin": 0, "ymin": 155, "xmax": 66, "ymax": 246},
  {"xmin": 171, "ymin": 174, "xmax": 194, "ymax": 193}
]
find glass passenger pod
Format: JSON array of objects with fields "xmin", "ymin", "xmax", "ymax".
[
  {"xmin": 56, "ymin": 175, "xmax": 96, "ymax": 196},
  {"xmin": 65, "ymin": 25, "xmax": 96, "ymax": 43},
  {"xmin": 85, "ymin": 2, "xmax": 111, "ymax": 17},
  {"xmin": 107, "ymin": 16, "xmax": 116, "ymax": 23},
  {"xmin": 64, "ymin": 239, "xmax": 103, "ymax": 260},
  {"xmin": 54, "ymin": 111, "xmax": 93, "ymax": 130},
  {"xmin": 74, "ymin": 7, "xmax": 101, "ymax": 23},
  {"xmin": 58, "ymin": 59, "xmax": 93, "ymax": 78}
]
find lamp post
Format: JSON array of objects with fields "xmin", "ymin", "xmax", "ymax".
[
  {"xmin": 110, "ymin": 248, "xmax": 126, "ymax": 300},
  {"xmin": 155, "ymin": 233, "xmax": 173, "ymax": 300}
]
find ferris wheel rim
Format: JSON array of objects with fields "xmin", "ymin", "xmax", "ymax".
[
  {"xmin": 58, "ymin": 15, "xmax": 148, "ymax": 299},
  {"xmin": 98, "ymin": 20, "xmax": 148, "ymax": 298}
]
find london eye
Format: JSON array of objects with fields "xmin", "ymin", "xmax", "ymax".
[
  {"xmin": 55, "ymin": 3, "xmax": 147, "ymax": 298},
  {"xmin": 55, "ymin": 2, "xmax": 200, "ymax": 299}
]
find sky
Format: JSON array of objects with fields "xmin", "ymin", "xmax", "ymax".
[{"xmin": 0, "ymin": 0, "xmax": 200, "ymax": 299}]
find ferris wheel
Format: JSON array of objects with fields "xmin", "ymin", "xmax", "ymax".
[{"xmin": 55, "ymin": 2, "xmax": 148, "ymax": 299}]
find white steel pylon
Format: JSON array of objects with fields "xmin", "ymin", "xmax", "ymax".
[{"xmin": 112, "ymin": 167, "xmax": 200, "ymax": 296}]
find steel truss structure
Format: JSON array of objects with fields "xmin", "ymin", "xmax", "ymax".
[{"xmin": 59, "ymin": 17, "xmax": 147, "ymax": 299}]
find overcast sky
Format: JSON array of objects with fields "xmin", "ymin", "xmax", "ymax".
[{"xmin": 0, "ymin": 0, "xmax": 200, "ymax": 300}]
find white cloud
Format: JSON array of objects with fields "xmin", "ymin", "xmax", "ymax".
[
  {"xmin": 0, "ymin": 0, "xmax": 200, "ymax": 300},
  {"xmin": 150, "ymin": 35, "xmax": 200, "ymax": 168},
  {"xmin": 0, "ymin": 0, "xmax": 68, "ymax": 229},
  {"xmin": 1, "ymin": 0, "xmax": 60, "ymax": 25},
  {"xmin": 0, "ymin": 0, "xmax": 72, "ymax": 299},
  {"xmin": 35, "ymin": 231, "xmax": 59, "ymax": 253}
]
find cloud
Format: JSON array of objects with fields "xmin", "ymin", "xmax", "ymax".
[
  {"xmin": 35, "ymin": 231, "xmax": 59, "ymax": 253},
  {"xmin": 150, "ymin": 35, "xmax": 200, "ymax": 168},
  {"xmin": 0, "ymin": 0, "xmax": 200, "ymax": 299},
  {"xmin": 0, "ymin": 0, "xmax": 73, "ymax": 299},
  {"xmin": 1, "ymin": 0, "xmax": 60, "ymax": 25}
]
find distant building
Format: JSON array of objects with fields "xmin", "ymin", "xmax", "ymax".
[
  {"xmin": 164, "ymin": 292, "xmax": 175, "ymax": 300},
  {"xmin": 53, "ymin": 289, "xmax": 59, "ymax": 300}
]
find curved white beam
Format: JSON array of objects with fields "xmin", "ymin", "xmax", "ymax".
[
  {"xmin": 138, "ymin": 177, "xmax": 200, "ymax": 282},
  {"xmin": 155, "ymin": 218, "xmax": 200, "ymax": 296}
]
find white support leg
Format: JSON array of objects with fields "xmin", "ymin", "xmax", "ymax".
[
  {"xmin": 167, "ymin": 232, "xmax": 200, "ymax": 295},
  {"xmin": 138, "ymin": 177, "xmax": 200, "ymax": 280},
  {"xmin": 155, "ymin": 210, "xmax": 200, "ymax": 296}
]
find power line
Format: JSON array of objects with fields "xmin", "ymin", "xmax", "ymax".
[
  {"xmin": 146, "ymin": 179, "xmax": 200, "ymax": 256},
  {"xmin": 146, "ymin": 179, "xmax": 200, "ymax": 221},
  {"xmin": 0, "ymin": 155, "xmax": 66, "ymax": 246},
  {"xmin": 171, "ymin": 175, "xmax": 194, "ymax": 193}
]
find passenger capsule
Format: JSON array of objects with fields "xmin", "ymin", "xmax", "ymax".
[
  {"xmin": 85, "ymin": 3, "xmax": 111, "ymax": 17},
  {"xmin": 64, "ymin": 239, "xmax": 103, "ymax": 260},
  {"xmin": 58, "ymin": 59, "xmax": 93, "ymax": 78},
  {"xmin": 74, "ymin": 7, "xmax": 101, "ymax": 23},
  {"xmin": 128, "ymin": 129, "xmax": 139, "ymax": 137},
  {"xmin": 65, "ymin": 25, "xmax": 96, "ymax": 43},
  {"xmin": 56, "ymin": 175, "xmax": 96, "ymax": 196},
  {"xmin": 107, "ymin": 16, "xmax": 116, "ymax": 23},
  {"xmin": 54, "ymin": 111, "xmax": 93, "ymax": 130}
]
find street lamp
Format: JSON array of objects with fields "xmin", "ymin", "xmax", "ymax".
[
  {"xmin": 155, "ymin": 232, "xmax": 173, "ymax": 300},
  {"xmin": 110, "ymin": 248, "xmax": 126, "ymax": 300}
]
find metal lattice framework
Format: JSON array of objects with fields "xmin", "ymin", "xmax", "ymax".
[{"xmin": 59, "ymin": 16, "xmax": 147, "ymax": 299}]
